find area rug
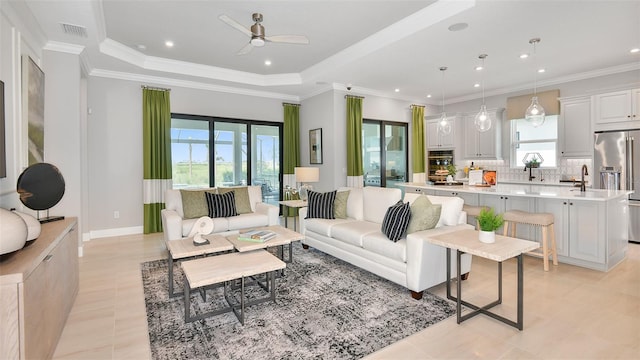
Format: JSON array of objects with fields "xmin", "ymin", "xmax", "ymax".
[{"xmin": 141, "ymin": 245, "xmax": 455, "ymax": 360}]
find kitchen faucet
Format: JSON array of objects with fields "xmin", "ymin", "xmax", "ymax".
[{"xmin": 580, "ymin": 164, "xmax": 588, "ymax": 192}]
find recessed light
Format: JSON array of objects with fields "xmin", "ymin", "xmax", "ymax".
[
  {"xmin": 538, "ymin": 68, "xmax": 546, "ymax": 73},
  {"xmin": 137, "ymin": 44, "xmax": 146, "ymax": 51},
  {"xmin": 631, "ymin": 48, "xmax": 640, "ymax": 53},
  {"xmin": 475, "ymin": 66, "xmax": 483, "ymax": 71},
  {"xmin": 264, "ymin": 60, "xmax": 272, "ymax": 66},
  {"xmin": 165, "ymin": 40, "xmax": 174, "ymax": 48},
  {"xmin": 448, "ymin": 22, "xmax": 468, "ymax": 32},
  {"xmin": 520, "ymin": 53, "xmax": 529, "ymax": 59},
  {"xmin": 394, "ymin": 88, "xmax": 400, "ymax": 93},
  {"xmin": 426, "ymin": 94, "xmax": 432, "ymax": 98},
  {"xmin": 474, "ymin": 83, "xmax": 480, "ymax": 88}
]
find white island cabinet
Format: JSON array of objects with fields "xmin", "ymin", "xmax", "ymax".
[{"xmin": 398, "ymin": 183, "xmax": 629, "ymax": 271}]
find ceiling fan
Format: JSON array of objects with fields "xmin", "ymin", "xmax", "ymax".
[{"xmin": 219, "ymin": 13, "xmax": 309, "ymax": 55}]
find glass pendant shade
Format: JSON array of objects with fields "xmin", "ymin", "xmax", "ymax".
[
  {"xmin": 474, "ymin": 105, "xmax": 492, "ymax": 132},
  {"xmin": 525, "ymin": 96, "xmax": 546, "ymax": 127},
  {"xmin": 438, "ymin": 113, "xmax": 452, "ymax": 135}
]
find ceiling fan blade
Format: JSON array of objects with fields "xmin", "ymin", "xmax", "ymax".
[
  {"xmin": 219, "ymin": 14, "xmax": 252, "ymax": 37},
  {"xmin": 237, "ymin": 43, "xmax": 254, "ymax": 55},
  {"xmin": 265, "ymin": 35, "xmax": 309, "ymax": 45}
]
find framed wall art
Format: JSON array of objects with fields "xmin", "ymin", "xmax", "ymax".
[
  {"xmin": 309, "ymin": 128, "xmax": 323, "ymax": 164},
  {"xmin": 22, "ymin": 56, "xmax": 45, "ymax": 165}
]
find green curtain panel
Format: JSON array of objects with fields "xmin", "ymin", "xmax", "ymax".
[
  {"xmin": 283, "ymin": 103, "xmax": 300, "ymax": 217},
  {"xmin": 143, "ymin": 88, "xmax": 172, "ymax": 234},
  {"xmin": 411, "ymin": 105, "xmax": 426, "ymax": 173},
  {"xmin": 346, "ymin": 96, "xmax": 363, "ymax": 186}
]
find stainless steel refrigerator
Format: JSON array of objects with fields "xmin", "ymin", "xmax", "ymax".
[{"xmin": 594, "ymin": 130, "xmax": 640, "ymax": 243}]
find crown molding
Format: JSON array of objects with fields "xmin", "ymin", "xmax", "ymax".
[
  {"xmin": 99, "ymin": 38, "xmax": 146, "ymax": 67},
  {"xmin": 91, "ymin": 0, "xmax": 107, "ymax": 43},
  {"xmin": 43, "ymin": 41, "xmax": 84, "ymax": 54},
  {"xmin": 90, "ymin": 69, "xmax": 300, "ymax": 101}
]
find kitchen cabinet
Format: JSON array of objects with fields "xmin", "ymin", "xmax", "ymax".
[
  {"xmin": 479, "ymin": 194, "xmax": 532, "ymax": 238},
  {"xmin": 426, "ymin": 117, "xmax": 456, "ymax": 149},
  {"xmin": 593, "ymin": 88, "xmax": 640, "ymax": 131},
  {"xmin": 403, "ymin": 185, "xmax": 434, "ymax": 195},
  {"xmin": 432, "ymin": 189, "xmax": 478, "ymax": 206},
  {"xmin": 462, "ymin": 109, "xmax": 503, "ymax": 159},
  {"xmin": 0, "ymin": 218, "xmax": 79, "ymax": 360},
  {"xmin": 559, "ymin": 96, "xmax": 592, "ymax": 158}
]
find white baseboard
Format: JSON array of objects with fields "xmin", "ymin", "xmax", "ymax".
[{"xmin": 89, "ymin": 226, "xmax": 144, "ymax": 240}]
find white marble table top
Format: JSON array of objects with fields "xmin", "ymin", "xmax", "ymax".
[
  {"xmin": 226, "ymin": 225, "xmax": 304, "ymax": 252},
  {"xmin": 278, "ymin": 199, "xmax": 308, "ymax": 208},
  {"xmin": 427, "ymin": 229, "xmax": 540, "ymax": 262},
  {"xmin": 166, "ymin": 234, "xmax": 234, "ymax": 260}
]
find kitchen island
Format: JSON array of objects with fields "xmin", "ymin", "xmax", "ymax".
[{"xmin": 400, "ymin": 182, "xmax": 630, "ymax": 272}]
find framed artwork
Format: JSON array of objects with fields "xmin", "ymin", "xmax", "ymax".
[
  {"xmin": 22, "ymin": 56, "xmax": 45, "ymax": 165},
  {"xmin": 309, "ymin": 128, "xmax": 323, "ymax": 164}
]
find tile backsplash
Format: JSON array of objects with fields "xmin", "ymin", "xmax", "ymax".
[{"xmin": 457, "ymin": 158, "xmax": 592, "ymax": 184}]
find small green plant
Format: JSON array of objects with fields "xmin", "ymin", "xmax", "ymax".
[
  {"xmin": 477, "ymin": 207, "xmax": 504, "ymax": 232},
  {"xmin": 446, "ymin": 164, "xmax": 457, "ymax": 176}
]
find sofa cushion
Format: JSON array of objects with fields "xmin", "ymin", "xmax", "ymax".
[
  {"xmin": 406, "ymin": 195, "xmax": 441, "ymax": 234},
  {"xmin": 427, "ymin": 195, "xmax": 464, "ymax": 227},
  {"xmin": 381, "ymin": 201, "xmax": 411, "ymax": 242},
  {"xmin": 218, "ymin": 187, "xmax": 252, "ymax": 214},
  {"xmin": 305, "ymin": 218, "xmax": 354, "ymax": 237},
  {"xmin": 363, "ymin": 187, "xmax": 402, "ymax": 224},
  {"xmin": 334, "ymin": 190, "xmax": 350, "ymax": 219},
  {"xmin": 362, "ymin": 233, "xmax": 407, "ymax": 262},
  {"xmin": 227, "ymin": 213, "xmax": 269, "ymax": 230},
  {"xmin": 330, "ymin": 221, "xmax": 379, "ymax": 247},
  {"xmin": 180, "ymin": 189, "xmax": 216, "ymax": 219},
  {"xmin": 341, "ymin": 187, "xmax": 364, "ymax": 220},
  {"xmin": 306, "ymin": 190, "xmax": 337, "ymax": 219},
  {"xmin": 205, "ymin": 192, "xmax": 239, "ymax": 218}
]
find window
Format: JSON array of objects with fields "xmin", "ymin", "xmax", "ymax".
[
  {"xmin": 362, "ymin": 120, "xmax": 408, "ymax": 188},
  {"xmin": 171, "ymin": 114, "xmax": 282, "ymax": 205},
  {"xmin": 511, "ymin": 115, "xmax": 558, "ymax": 168}
]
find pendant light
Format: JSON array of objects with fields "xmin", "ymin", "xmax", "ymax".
[
  {"xmin": 525, "ymin": 38, "xmax": 545, "ymax": 127},
  {"xmin": 438, "ymin": 66, "xmax": 452, "ymax": 135},
  {"xmin": 474, "ymin": 54, "xmax": 492, "ymax": 132}
]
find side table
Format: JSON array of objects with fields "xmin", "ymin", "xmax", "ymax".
[{"xmin": 278, "ymin": 199, "xmax": 308, "ymax": 231}]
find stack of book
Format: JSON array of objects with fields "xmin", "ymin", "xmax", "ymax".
[{"xmin": 238, "ymin": 230, "xmax": 277, "ymax": 243}]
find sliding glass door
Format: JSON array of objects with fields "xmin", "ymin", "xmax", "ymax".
[
  {"xmin": 213, "ymin": 122, "xmax": 247, "ymax": 187},
  {"xmin": 362, "ymin": 120, "xmax": 408, "ymax": 188}
]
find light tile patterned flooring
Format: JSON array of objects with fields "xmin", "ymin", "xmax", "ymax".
[{"xmin": 53, "ymin": 220, "xmax": 640, "ymax": 359}]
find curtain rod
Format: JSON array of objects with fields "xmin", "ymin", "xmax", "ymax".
[
  {"xmin": 141, "ymin": 85, "xmax": 171, "ymax": 91},
  {"xmin": 344, "ymin": 95, "xmax": 364, "ymax": 99},
  {"xmin": 282, "ymin": 102, "xmax": 301, "ymax": 107},
  {"xmin": 410, "ymin": 104, "xmax": 425, "ymax": 109}
]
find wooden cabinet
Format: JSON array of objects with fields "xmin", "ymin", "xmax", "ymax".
[
  {"xmin": 559, "ymin": 96, "xmax": 592, "ymax": 158},
  {"xmin": 0, "ymin": 218, "xmax": 78, "ymax": 360},
  {"xmin": 426, "ymin": 117, "xmax": 455, "ymax": 149},
  {"xmin": 462, "ymin": 109, "xmax": 503, "ymax": 159},
  {"xmin": 593, "ymin": 88, "xmax": 640, "ymax": 131}
]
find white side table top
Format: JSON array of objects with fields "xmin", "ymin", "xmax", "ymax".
[
  {"xmin": 278, "ymin": 199, "xmax": 308, "ymax": 208},
  {"xmin": 427, "ymin": 229, "xmax": 540, "ymax": 262}
]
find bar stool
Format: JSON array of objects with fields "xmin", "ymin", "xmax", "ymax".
[
  {"xmin": 502, "ymin": 210, "xmax": 558, "ymax": 271},
  {"xmin": 463, "ymin": 204, "xmax": 488, "ymax": 230}
]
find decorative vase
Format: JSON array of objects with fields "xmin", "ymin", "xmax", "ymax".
[{"xmin": 479, "ymin": 230, "xmax": 496, "ymax": 244}]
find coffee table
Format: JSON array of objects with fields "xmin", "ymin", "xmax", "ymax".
[
  {"xmin": 166, "ymin": 234, "xmax": 234, "ymax": 298},
  {"xmin": 181, "ymin": 250, "xmax": 285, "ymax": 324},
  {"xmin": 427, "ymin": 229, "xmax": 539, "ymax": 330},
  {"xmin": 226, "ymin": 225, "xmax": 304, "ymax": 265}
]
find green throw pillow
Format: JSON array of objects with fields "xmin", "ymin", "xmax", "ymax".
[
  {"xmin": 180, "ymin": 190, "xmax": 214, "ymax": 219},
  {"xmin": 218, "ymin": 187, "xmax": 252, "ymax": 214},
  {"xmin": 406, "ymin": 195, "xmax": 442, "ymax": 234},
  {"xmin": 334, "ymin": 190, "xmax": 350, "ymax": 219}
]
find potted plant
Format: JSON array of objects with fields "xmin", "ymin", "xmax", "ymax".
[
  {"xmin": 525, "ymin": 157, "xmax": 540, "ymax": 168},
  {"xmin": 476, "ymin": 207, "xmax": 504, "ymax": 243}
]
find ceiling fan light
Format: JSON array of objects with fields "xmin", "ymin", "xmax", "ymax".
[
  {"xmin": 250, "ymin": 37, "xmax": 265, "ymax": 47},
  {"xmin": 525, "ymin": 96, "xmax": 546, "ymax": 127},
  {"xmin": 474, "ymin": 105, "xmax": 492, "ymax": 132}
]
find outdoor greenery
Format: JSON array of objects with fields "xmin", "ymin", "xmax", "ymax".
[
  {"xmin": 172, "ymin": 161, "xmax": 278, "ymax": 189},
  {"xmin": 477, "ymin": 207, "xmax": 504, "ymax": 232}
]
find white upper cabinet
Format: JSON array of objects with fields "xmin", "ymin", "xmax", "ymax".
[
  {"xmin": 593, "ymin": 88, "xmax": 640, "ymax": 131},
  {"xmin": 559, "ymin": 96, "xmax": 592, "ymax": 158},
  {"xmin": 463, "ymin": 108, "xmax": 503, "ymax": 159},
  {"xmin": 426, "ymin": 117, "xmax": 456, "ymax": 149}
]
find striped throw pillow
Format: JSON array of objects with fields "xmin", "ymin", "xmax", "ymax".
[
  {"xmin": 381, "ymin": 200, "xmax": 411, "ymax": 242},
  {"xmin": 305, "ymin": 190, "xmax": 337, "ymax": 219},
  {"xmin": 205, "ymin": 191, "xmax": 238, "ymax": 218}
]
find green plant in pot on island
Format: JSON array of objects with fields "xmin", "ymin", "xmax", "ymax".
[{"xmin": 477, "ymin": 207, "xmax": 504, "ymax": 243}]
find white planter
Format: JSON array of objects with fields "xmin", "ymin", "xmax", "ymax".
[{"xmin": 479, "ymin": 230, "xmax": 496, "ymax": 244}]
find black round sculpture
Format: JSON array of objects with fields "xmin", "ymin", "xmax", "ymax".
[{"xmin": 17, "ymin": 162, "xmax": 65, "ymax": 223}]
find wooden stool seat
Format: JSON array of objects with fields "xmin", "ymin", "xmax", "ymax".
[
  {"xmin": 463, "ymin": 204, "xmax": 489, "ymax": 230},
  {"xmin": 502, "ymin": 210, "xmax": 558, "ymax": 271}
]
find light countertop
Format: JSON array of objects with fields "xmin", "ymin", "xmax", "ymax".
[{"xmin": 399, "ymin": 182, "xmax": 631, "ymax": 201}]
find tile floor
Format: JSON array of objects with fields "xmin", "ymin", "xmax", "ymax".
[{"xmin": 53, "ymin": 222, "xmax": 640, "ymax": 359}]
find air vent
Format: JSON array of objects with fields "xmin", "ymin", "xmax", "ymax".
[{"xmin": 60, "ymin": 23, "xmax": 88, "ymax": 38}]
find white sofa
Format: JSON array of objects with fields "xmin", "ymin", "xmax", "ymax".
[
  {"xmin": 161, "ymin": 186, "xmax": 279, "ymax": 241},
  {"xmin": 299, "ymin": 186, "xmax": 473, "ymax": 300}
]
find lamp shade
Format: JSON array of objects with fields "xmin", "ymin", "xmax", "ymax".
[{"xmin": 295, "ymin": 167, "xmax": 319, "ymax": 183}]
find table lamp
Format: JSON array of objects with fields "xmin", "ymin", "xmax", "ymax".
[{"xmin": 295, "ymin": 167, "xmax": 319, "ymax": 201}]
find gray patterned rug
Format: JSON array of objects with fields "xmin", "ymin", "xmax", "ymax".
[{"xmin": 141, "ymin": 244, "xmax": 455, "ymax": 360}]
